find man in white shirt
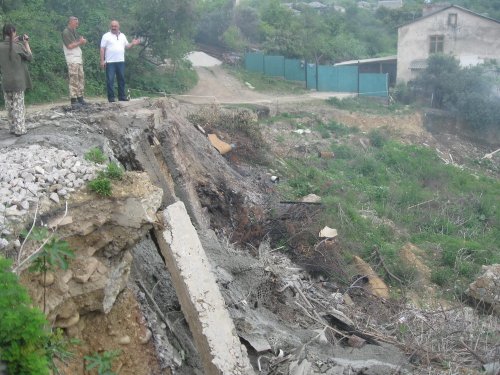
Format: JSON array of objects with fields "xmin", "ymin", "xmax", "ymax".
[{"xmin": 100, "ymin": 20, "xmax": 139, "ymax": 102}]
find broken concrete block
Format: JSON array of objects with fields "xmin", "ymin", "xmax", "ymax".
[{"xmin": 156, "ymin": 201, "xmax": 254, "ymax": 375}]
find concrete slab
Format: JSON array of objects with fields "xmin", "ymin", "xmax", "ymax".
[{"xmin": 156, "ymin": 201, "xmax": 254, "ymax": 375}]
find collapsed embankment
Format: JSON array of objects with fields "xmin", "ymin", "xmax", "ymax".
[{"xmin": 5, "ymin": 98, "xmax": 482, "ymax": 374}]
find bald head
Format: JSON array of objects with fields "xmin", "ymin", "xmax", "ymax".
[{"xmin": 110, "ymin": 20, "xmax": 120, "ymax": 34}]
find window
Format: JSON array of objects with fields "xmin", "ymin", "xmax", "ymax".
[
  {"xmin": 448, "ymin": 13, "xmax": 458, "ymax": 26},
  {"xmin": 429, "ymin": 35, "xmax": 444, "ymax": 53}
]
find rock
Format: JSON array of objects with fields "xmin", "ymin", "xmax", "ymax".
[
  {"xmin": 50, "ymin": 192, "xmax": 60, "ymax": 203},
  {"xmin": 72, "ymin": 257, "xmax": 100, "ymax": 283},
  {"xmin": 319, "ymin": 226, "xmax": 337, "ymax": 238},
  {"xmin": 466, "ymin": 264, "xmax": 500, "ymax": 314},
  {"xmin": 353, "ymin": 256, "xmax": 389, "ymax": 299},
  {"xmin": 39, "ymin": 271, "xmax": 55, "ymax": 286},
  {"xmin": 0, "ymin": 238, "xmax": 8, "ymax": 249},
  {"xmin": 139, "ymin": 329, "xmax": 153, "ymax": 344},
  {"xmin": 302, "ymin": 193, "xmax": 321, "ymax": 203},
  {"xmin": 347, "ymin": 335, "xmax": 366, "ymax": 348},
  {"xmin": 117, "ymin": 335, "xmax": 131, "ymax": 345},
  {"xmin": 55, "ymin": 311, "xmax": 80, "ymax": 328}
]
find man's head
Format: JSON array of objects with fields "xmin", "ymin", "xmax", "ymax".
[
  {"xmin": 68, "ymin": 16, "xmax": 79, "ymax": 29},
  {"xmin": 110, "ymin": 20, "xmax": 120, "ymax": 35}
]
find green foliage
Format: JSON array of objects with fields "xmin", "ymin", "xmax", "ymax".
[
  {"xmin": 29, "ymin": 237, "xmax": 75, "ymax": 273},
  {"xmin": 227, "ymin": 66, "xmax": 307, "ymax": 95},
  {"xmin": 0, "ymin": 0, "xmax": 197, "ymax": 106},
  {"xmin": 274, "ymin": 112, "xmax": 500, "ymax": 287},
  {"xmin": 222, "ymin": 25, "xmax": 246, "ymax": 52},
  {"xmin": 327, "ymin": 96, "xmax": 412, "ymax": 115},
  {"xmin": 0, "ymin": 257, "xmax": 50, "ymax": 375},
  {"xmin": 84, "ymin": 147, "xmax": 107, "ymax": 164},
  {"xmin": 85, "ymin": 350, "xmax": 121, "ymax": 375},
  {"xmin": 103, "ymin": 162, "xmax": 124, "ymax": 180},
  {"xmin": 46, "ymin": 328, "xmax": 79, "ymax": 375},
  {"xmin": 88, "ymin": 176, "xmax": 112, "ymax": 197},
  {"xmin": 412, "ymin": 55, "xmax": 500, "ymax": 132},
  {"xmin": 368, "ymin": 129, "xmax": 389, "ymax": 148}
]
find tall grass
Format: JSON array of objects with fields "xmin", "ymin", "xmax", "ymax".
[{"xmin": 278, "ymin": 130, "xmax": 500, "ymax": 289}]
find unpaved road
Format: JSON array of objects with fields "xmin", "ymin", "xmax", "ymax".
[{"xmin": 176, "ymin": 65, "xmax": 354, "ymax": 105}]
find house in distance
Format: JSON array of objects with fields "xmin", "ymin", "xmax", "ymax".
[{"xmin": 396, "ymin": 3, "xmax": 500, "ymax": 83}]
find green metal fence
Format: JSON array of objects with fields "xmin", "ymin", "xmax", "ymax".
[
  {"xmin": 359, "ymin": 73, "xmax": 388, "ymax": 97},
  {"xmin": 244, "ymin": 53, "xmax": 388, "ymax": 97},
  {"xmin": 284, "ymin": 59, "xmax": 306, "ymax": 82}
]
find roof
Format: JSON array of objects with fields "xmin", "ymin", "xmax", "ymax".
[
  {"xmin": 398, "ymin": 4, "xmax": 500, "ymax": 28},
  {"xmin": 409, "ymin": 59, "xmax": 428, "ymax": 69},
  {"xmin": 334, "ymin": 55, "xmax": 397, "ymax": 66}
]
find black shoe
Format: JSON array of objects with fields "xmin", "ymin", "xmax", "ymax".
[
  {"xmin": 70, "ymin": 98, "xmax": 82, "ymax": 109},
  {"xmin": 77, "ymin": 96, "xmax": 88, "ymax": 105},
  {"xmin": 108, "ymin": 98, "xmax": 116, "ymax": 103},
  {"xmin": 118, "ymin": 98, "xmax": 130, "ymax": 101}
]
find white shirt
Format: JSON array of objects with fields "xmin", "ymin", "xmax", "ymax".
[{"xmin": 100, "ymin": 32, "xmax": 129, "ymax": 63}]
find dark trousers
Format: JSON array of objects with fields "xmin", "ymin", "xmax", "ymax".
[{"xmin": 105, "ymin": 62, "xmax": 126, "ymax": 101}]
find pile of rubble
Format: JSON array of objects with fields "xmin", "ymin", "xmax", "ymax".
[{"xmin": 0, "ymin": 144, "xmax": 103, "ymax": 249}]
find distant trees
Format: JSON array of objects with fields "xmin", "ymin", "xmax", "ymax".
[{"xmin": 411, "ymin": 54, "xmax": 500, "ymax": 132}]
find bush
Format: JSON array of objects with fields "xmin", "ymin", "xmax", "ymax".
[
  {"xmin": 88, "ymin": 177, "xmax": 112, "ymax": 197},
  {"xmin": 104, "ymin": 162, "xmax": 124, "ymax": 180},
  {"xmin": 0, "ymin": 257, "xmax": 50, "ymax": 374},
  {"xmin": 84, "ymin": 148, "xmax": 107, "ymax": 164}
]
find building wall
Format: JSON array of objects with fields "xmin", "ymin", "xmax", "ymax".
[{"xmin": 397, "ymin": 7, "xmax": 500, "ymax": 83}]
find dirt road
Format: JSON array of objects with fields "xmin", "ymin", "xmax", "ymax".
[{"xmin": 176, "ymin": 65, "xmax": 354, "ymax": 105}]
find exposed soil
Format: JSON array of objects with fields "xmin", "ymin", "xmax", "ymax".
[{"xmin": 2, "ymin": 62, "xmax": 498, "ymax": 375}]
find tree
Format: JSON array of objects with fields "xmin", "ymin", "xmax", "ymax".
[{"xmin": 412, "ymin": 54, "xmax": 500, "ymax": 132}]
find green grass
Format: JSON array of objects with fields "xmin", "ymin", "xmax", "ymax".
[
  {"xmin": 277, "ymin": 135, "xmax": 500, "ymax": 290},
  {"xmin": 226, "ymin": 65, "xmax": 308, "ymax": 95},
  {"xmin": 327, "ymin": 96, "xmax": 416, "ymax": 115}
]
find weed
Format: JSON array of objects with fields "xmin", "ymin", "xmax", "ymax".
[
  {"xmin": 84, "ymin": 350, "xmax": 121, "ymax": 375},
  {"xmin": 368, "ymin": 129, "xmax": 388, "ymax": 148},
  {"xmin": 84, "ymin": 147, "xmax": 107, "ymax": 164},
  {"xmin": 46, "ymin": 328, "xmax": 79, "ymax": 375},
  {"xmin": 104, "ymin": 162, "xmax": 124, "ymax": 180},
  {"xmin": 88, "ymin": 177, "xmax": 112, "ymax": 197}
]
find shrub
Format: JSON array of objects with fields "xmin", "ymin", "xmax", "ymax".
[
  {"xmin": 88, "ymin": 177, "xmax": 112, "ymax": 197},
  {"xmin": 368, "ymin": 129, "xmax": 388, "ymax": 148},
  {"xmin": 85, "ymin": 350, "xmax": 121, "ymax": 375},
  {"xmin": 84, "ymin": 148, "xmax": 107, "ymax": 165},
  {"xmin": 0, "ymin": 257, "xmax": 50, "ymax": 375},
  {"xmin": 104, "ymin": 162, "xmax": 124, "ymax": 180}
]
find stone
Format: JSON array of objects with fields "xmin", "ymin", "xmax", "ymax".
[
  {"xmin": 139, "ymin": 329, "xmax": 153, "ymax": 344},
  {"xmin": 73, "ymin": 257, "xmax": 100, "ymax": 284},
  {"xmin": 55, "ymin": 311, "xmax": 80, "ymax": 328},
  {"xmin": 353, "ymin": 255, "xmax": 390, "ymax": 299},
  {"xmin": 39, "ymin": 271, "xmax": 55, "ymax": 286},
  {"xmin": 50, "ymin": 192, "xmax": 60, "ymax": 203},
  {"xmin": 0, "ymin": 238, "xmax": 8, "ymax": 249},
  {"xmin": 466, "ymin": 264, "xmax": 500, "ymax": 314},
  {"xmin": 117, "ymin": 335, "xmax": 131, "ymax": 345}
]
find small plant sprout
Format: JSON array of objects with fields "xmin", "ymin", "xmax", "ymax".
[{"xmin": 84, "ymin": 350, "xmax": 122, "ymax": 375}]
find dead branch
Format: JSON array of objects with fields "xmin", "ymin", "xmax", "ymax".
[{"xmin": 14, "ymin": 201, "xmax": 69, "ymax": 274}]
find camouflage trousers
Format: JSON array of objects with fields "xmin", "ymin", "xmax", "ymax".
[
  {"xmin": 67, "ymin": 63, "xmax": 84, "ymax": 98},
  {"xmin": 3, "ymin": 90, "xmax": 26, "ymax": 135}
]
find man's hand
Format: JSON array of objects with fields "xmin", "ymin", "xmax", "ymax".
[
  {"xmin": 131, "ymin": 38, "xmax": 140, "ymax": 46},
  {"xmin": 79, "ymin": 36, "xmax": 87, "ymax": 45},
  {"xmin": 100, "ymin": 61, "xmax": 106, "ymax": 69}
]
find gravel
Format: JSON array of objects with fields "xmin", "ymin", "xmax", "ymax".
[{"xmin": 0, "ymin": 144, "xmax": 104, "ymax": 249}]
